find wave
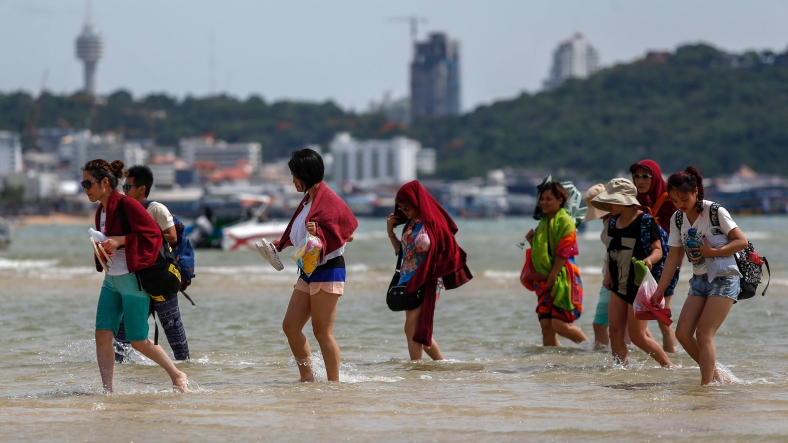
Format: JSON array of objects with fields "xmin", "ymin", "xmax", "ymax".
[{"xmin": 0, "ymin": 257, "xmax": 59, "ymax": 270}]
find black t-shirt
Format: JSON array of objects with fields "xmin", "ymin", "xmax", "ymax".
[{"xmin": 605, "ymin": 213, "xmax": 661, "ymax": 304}]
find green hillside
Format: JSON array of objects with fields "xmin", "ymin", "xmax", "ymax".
[
  {"xmin": 409, "ymin": 44, "xmax": 788, "ymax": 179},
  {"xmin": 2, "ymin": 43, "xmax": 787, "ymax": 180}
]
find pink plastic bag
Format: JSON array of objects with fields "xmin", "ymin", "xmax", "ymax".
[{"xmin": 633, "ymin": 271, "xmax": 673, "ymax": 326}]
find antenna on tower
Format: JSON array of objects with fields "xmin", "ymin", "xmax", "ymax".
[
  {"xmin": 388, "ymin": 15, "xmax": 428, "ymax": 49},
  {"xmin": 209, "ymin": 30, "xmax": 216, "ymax": 95},
  {"xmin": 85, "ymin": 0, "xmax": 93, "ymax": 25}
]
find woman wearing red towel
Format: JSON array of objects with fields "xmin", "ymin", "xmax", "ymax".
[
  {"xmin": 630, "ymin": 159, "xmax": 680, "ymax": 353},
  {"xmin": 274, "ymin": 148, "xmax": 358, "ymax": 382},
  {"xmin": 386, "ymin": 181, "xmax": 473, "ymax": 360}
]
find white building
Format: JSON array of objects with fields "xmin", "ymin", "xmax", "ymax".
[
  {"xmin": 179, "ymin": 136, "xmax": 261, "ymax": 170},
  {"xmin": 543, "ymin": 33, "xmax": 600, "ymax": 90},
  {"xmin": 0, "ymin": 131, "xmax": 23, "ymax": 175},
  {"xmin": 329, "ymin": 132, "xmax": 424, "ymax": 186},
  {"xmin": 59, "ymin": 131, "xmax": 148, "ymax": 178}
]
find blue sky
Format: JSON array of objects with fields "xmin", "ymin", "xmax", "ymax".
[{"xmin": 2, "ymin": 0, "xmax": 787, "ymax": 111}]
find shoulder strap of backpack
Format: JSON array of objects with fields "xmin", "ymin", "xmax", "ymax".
[
  {"xmin": 652, "ymin": 192, "xmax": 669, "ymax": 217},
  {"xmin": 141, "ymin": 199, "xmax": 153, "ymax": 209},
  {"xmin": 674, "ymin": 210, "xmax": 683, "ymax": 232},
  {"xmin": 762, "ymin": 257, "xmax": 771, "ymax": 296},
  {"xmin": 117, "ymin": 196, "xmax": 131, "ymax": 236},
  {"xmin": 709, "ymin": 202, "xmax": 721, "ymax": 228}
]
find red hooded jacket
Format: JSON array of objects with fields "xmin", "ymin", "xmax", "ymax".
[{"xmin": 93, "ymin": 191, "xmax": 163, "ymax": 273}]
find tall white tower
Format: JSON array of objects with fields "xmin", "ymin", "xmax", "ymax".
[{"xmin": 75, "ymin": 2, "xmax": 104, "ymax": 96}]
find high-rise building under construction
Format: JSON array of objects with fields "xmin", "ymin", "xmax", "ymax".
[{"xmin": 410, "ymin": 32, "xmax": 461, "ymax": 119}]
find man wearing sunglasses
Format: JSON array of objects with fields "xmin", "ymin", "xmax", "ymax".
[{"xmin": 115, "ymin": 165, "xmax": 190, "ymax": 362}]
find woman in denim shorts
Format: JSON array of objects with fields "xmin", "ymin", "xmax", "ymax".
[{"xmin": 651, "ymin": 166, "xmax": 748, "ymax": 386}]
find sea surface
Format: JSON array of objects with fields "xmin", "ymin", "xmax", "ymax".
[{"xmin": 2, "ymin": 216, "xmax": 788, "ymax": 442}]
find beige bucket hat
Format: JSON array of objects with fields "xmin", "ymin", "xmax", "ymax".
[
  {"xmin": 591, "ymin": 178, "xmax": 640, "ymax": 212},
  {"xmin": 583, "ymin": 184, "xmax": 609, "ymax": 222}
]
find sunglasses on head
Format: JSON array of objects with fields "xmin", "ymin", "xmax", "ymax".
[
  {"xmin": 122, "ymin": 183, "xmax": 142, "ymax": 192},
  {"xmin": 80, "ymin": 179, "xmax": 99, "ymax": 190},
  {"xmin": 632, "ymin": 173, "xmax": 653, "ymax": 180}
]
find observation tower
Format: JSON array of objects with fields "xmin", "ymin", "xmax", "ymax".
[{"xmin": 75, "ymin": 5, "xmax": 104, "ymax": 96}]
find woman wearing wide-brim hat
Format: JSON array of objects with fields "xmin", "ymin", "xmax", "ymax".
[{"xmin": 592, "ymin": 178, "xmax": 676, "ymax": 367}]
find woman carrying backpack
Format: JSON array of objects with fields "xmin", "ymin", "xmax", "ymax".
[
  {"xmin": 591, "ymin": 178, "xmax": 675, "ymax": 367},
  {"xmin": 82, "ymin": 159, "xmax": 188, "ymax": 393},
  {"xmin": 630, "ymin": 159, "xmax": 680, "ymax": 352},
  {"xmin": 652, "ymin": 167, "xmax": 747, "ymax": 385},
  {"xmin": 274, "ymin": 148, "xmax": 357, "ymax": 382},
  {"xmin": 385, "ymin": 180, "xmax": 472, "ymax": 360}
]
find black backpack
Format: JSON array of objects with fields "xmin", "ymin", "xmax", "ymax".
[
  {"xmin": 117, "ymin": 197, "xmax": 182, "ymax": 303},
  {"xmin": 675, "ymin": 204, "xmax": 770, "ymax": 300}
]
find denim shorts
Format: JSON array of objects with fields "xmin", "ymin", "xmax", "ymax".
[{"xmin": 688, "ymin": 274, "xmax": 740, "ymax": 301}]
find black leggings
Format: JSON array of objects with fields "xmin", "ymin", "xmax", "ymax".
[{"xmin": 115, "ymin": 295, "xmax": 190, "ymax": 361}]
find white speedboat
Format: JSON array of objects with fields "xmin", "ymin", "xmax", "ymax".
[
  {"xmin": 219, "ymin": 195, "xmax": 290, "ymax": 251},
  {"xmin": 221, "ymin": 219, "xmax": 289, "ymax": 251}
]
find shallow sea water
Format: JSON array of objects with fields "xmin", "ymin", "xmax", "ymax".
[{"xmin": 2, "ymin": 217, "xmax": 788, "ymax": 441}]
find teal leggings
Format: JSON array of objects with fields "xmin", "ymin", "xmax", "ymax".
[{"xmin": 593, "ymin": 286, "xmax": 611, "ymax": 327}]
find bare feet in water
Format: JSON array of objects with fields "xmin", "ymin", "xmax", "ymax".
[{"xmin": 172, "ymin": 371, "xmax": 189, "ymax": 393}]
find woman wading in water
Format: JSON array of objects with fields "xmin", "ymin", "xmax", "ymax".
[
  {"xmin": 274, "ymin": 148, "xmax": 357, "ymax": 382},
  {"xmin": 652, "ymin": 167, "xmax": 747, "ymax": 385},
  {"xmin": 83, "ymin": 159, "xmax": 188, "ymax": 393},
  {"xmin": 386, "ymin": 181, "xmax": 472, "ymax": 360},
  {"xmin": 522, "ymin": 181, "xmax": 589, "ymax": 345}
]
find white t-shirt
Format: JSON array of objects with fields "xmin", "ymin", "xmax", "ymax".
[
  {"xmin": 289, "ymin": 200, "xmax": 345, "ymax": 266},
  {"xmin": 100, "ymin": 211, "xmax": 129, "ymax": 275},
  {"xmin": 146, "ymin": 201, "xmax": 175, "ymax": 232},
  {"xmin": 667, "ymin": 200, "xmax": 740, "ymax": 278}
]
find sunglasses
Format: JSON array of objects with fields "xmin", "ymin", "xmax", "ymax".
[
  {"xmin": 397, "ymin": 205, "xmax": 411, "ymax": 212},
  {"xmin": 80, "ymin": 179, "xmax": 99, "ymax": 190},
  {"xmin": 122, "ymin": 183, "xmax": 142, "ymax": 192},
  {"xmin": 632, "ymin": 173, "xmax": 653, "ymax": 180}
]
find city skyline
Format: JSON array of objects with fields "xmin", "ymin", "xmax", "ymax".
[{"xmin": 1, "ymin": 0, "xmax": 788, "ymax": 112}]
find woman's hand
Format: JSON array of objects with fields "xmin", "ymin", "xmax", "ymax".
[
  {"xmin": 545, "ymin": 273, "xmax": 557, "ymax": 291},
  {"xmin": 101, "ymin": 236, "xmax": 124, "ymax": 253},
  {"xmin": 699, "ymin": 238, "xmax": 717, "ymax": 258},
  {"xmin": 306, "ymin": 221, "xmax": 317, "ymax": 236},
  {"xmin": 272, "ymin": 239, "xmax": 281, "ymax": 247},
  {"xmin": 650, "ymin": 290, "xmax": 664, "ymax": 306},
  {"xmin": 643, "ymin": 257, "xmax": 654, "ymax": 270},
  {"xmin": 525, "ymin": 229, "xmax": 535, "ymax": 245},
  {"xmin": 603, "ymin": 273, "xmax": 613, "ymax": 290},
  {"xmin": 386, "ymin": 213, "xmax": 399, "ymax": 234}
]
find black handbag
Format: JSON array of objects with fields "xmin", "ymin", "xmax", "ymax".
[{"xmin": 387, "ymin": 248, "xmax": 425, "ymax": 312}]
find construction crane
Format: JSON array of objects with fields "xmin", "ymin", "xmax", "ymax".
[
  {"xmin": 388, "ymin": 15, "xmax": 428, "ymax": 49},
  {"xmin": 67, "ymin": 93, "xmax": 107, "ymax": 133},
  {"xmin": 124, "ymin": 108, "xmax": 166, "ymax": 145},
  {"xmin": 26, "ymin": 70, "xmax": 48, "ymax": 152}
]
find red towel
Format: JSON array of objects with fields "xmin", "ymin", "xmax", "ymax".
[
  {"xmin": 277, "ymin": 182, "xmax": 358, "ymax": 262},
  {"xmin": 630, "ymin": 159, "xmax": 678, "ymax": 233},
  {"xmin": 394, "ymin": 180, "xmax": 473, "ymax": 346},
  {"xmin": 93, "ymin": 191, "xmax": 163, "ymax": 273}
]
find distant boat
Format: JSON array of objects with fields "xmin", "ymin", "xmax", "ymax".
[
  {"xmin": 219, "ymin": 195, "xmax": 288, "ymax": 251},
  {"xmin": 0, "ymin": 217, "xmax": 12, "ymax": 249},
  {"xmin": 221, "ymin": 219, "xmax": 289, "ymax": 251}
]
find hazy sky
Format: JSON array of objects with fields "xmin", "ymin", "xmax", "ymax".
[{"xmin": 2, "ymin": 0, "xmax": 788, "ymax": 112}]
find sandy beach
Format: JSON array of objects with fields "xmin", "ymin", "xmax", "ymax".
[{"xmin": 18, "ymin": 213, "xmax": 95, "ymax": 226}]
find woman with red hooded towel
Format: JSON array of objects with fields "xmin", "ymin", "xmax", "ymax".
[
  {"xmin": 630, "ymin": 159, "xmax": 680, "ymax": 353},
  {"xmin": 386, "ymin": 181, "xmax": 473, "ymax": 360},
  {"xmin": 275, "ymin": 148, "xmax": 358, "ymax": 382}
]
